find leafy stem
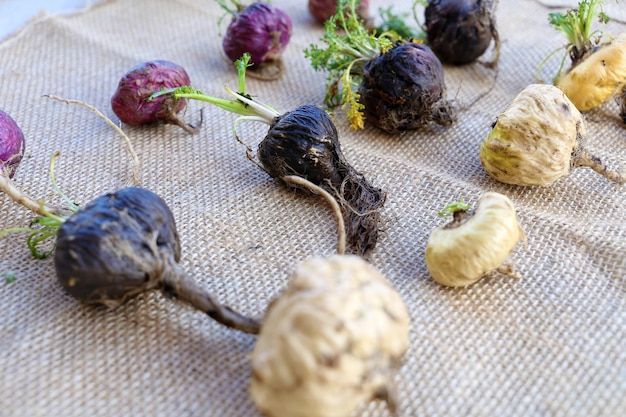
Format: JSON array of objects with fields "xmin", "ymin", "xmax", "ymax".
[
  {"xmin": 215, "ymin": 0, "xmax": 245, "ymax": 14},
  {"xmin": 536, "ymin": 0, "xmax": 610, "ymax": 83},
  {"xmin": 377, "ymin": 3, "xmax": 424, "ymax": 40},
  {"xmin": 304, "ymin": 0, "xmax": 396, "ymax": 129},
  {"xmin": 548, "ymin": 0, "xmax": 609, "ymax": 63},
  {"xmin": 215, "ymin": 0, "xmax": 246, "ymax": 35},
  {"xmin": 535, "ymin": 44, "xmax": 570, "ymax": 84},
  {"xmin": 0, "ymin": 152, "xmax": 77, "ymax": 259},
  {"xmin": 1, "ymin": 217, "xmax": 62, "ymax": 259},
  {"xmin": 411, "ymin": 0, "xmax": 428, "ymax": 33},
  {"xmin": 236, "ymin": 53, "xmax": 251, "ymax": 95},
  {"xmin": 149, "ymin": 53, "xmax": 281, "ymax": 125}
]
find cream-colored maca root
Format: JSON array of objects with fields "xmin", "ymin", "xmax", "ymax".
[
  {"xmin": 425, "ymin": 192, "xmax": 525, "ymax": 287},
  {"xmin": 556, "ymin": 33, "xmax": 626, "ymax": 112},
  {"xmin": 250, "ymin": 254, "xmax": 410, "ymax": 417},
  {"xmin": 480, "ymin": 84, "xmax": 583, "ymax": 186},
  {"xmin": 480, "ymin": 84, "xmax": 624, "ymax": 186}
]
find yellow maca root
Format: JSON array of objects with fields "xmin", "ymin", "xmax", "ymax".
[
  {"xmin": 425, "ymin": 192, "xmax": 525, "ymax": 287},
  {"xmin": 480, "ymin": 84, "xmax": 624, "ymax": 186},
  {"xmin": 480, "ymin": 84, "xmax": 584, "ymax": 187},
  {"xmin": 556, "ymin": 33, "xmax": 626, "ymax": 112}
]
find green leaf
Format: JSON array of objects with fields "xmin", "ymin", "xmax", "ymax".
[
  {"xmin": 4, "ymin": 273, "xmax": 16, "ymax": 284},
  {"xmin": 438, "ymin": 199, "xmax": 472, "ymax": 218},
  {"xmin": 376, "ymin": 6, "xmax": 423, "ymax": 40},
  {"xmin": 304, "ymin": 0, "xmax": 395, "ymax": 129},
  {"xmin": 0, "ymin": 151, "xmax": 75, "ymax": 259},
  {"xmin": 548, "ymin": 0, "xmax": 609, "ymax": 56}
]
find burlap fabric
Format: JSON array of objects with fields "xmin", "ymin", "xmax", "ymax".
[{"xmin": 1, "ymin": 1, "xmax": 625, "ymax": 416}]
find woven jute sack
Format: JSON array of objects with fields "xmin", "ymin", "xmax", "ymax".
[{"xmin": 0, "ymin": 1, "xmax": 624, "ymax": 416}]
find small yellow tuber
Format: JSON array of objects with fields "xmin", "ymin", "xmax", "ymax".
[
  {"xmin": 480, "ymin": 84, "xmax": 624, "ymax": 186},
  {"xmin": 543, "ymin": 1, "xmax": 626, "ymax": 121},
  {"xmin": 250, "ymin": 254, "xmax": 410, "ymax": 417},
  {"xmin": 556, "ymin": 33, "xmax": 626, "ymax": 115},
  {"xmin": 425, "ymin": 192, "xmax": 525, "ymax": 287}
]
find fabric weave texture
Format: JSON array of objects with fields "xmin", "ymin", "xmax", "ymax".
[{"xmin": 0, "ymin": 1, "xmax": 625, "ymax": 416}]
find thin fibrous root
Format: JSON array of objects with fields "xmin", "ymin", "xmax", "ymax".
[
  {"xmin": 0, "ymin": 173, "xmax": 57, "ymax": 217},
  {"xmin": 43, "ymin": 95, "xmax": 142, "ymax": 186},
  {"xmin": 574, "ymin": 147, "xmax": 625, "ymax": 184},
  {"xmin": 282, "ymin": 175, "xmax": 347, "ymax": 255}
]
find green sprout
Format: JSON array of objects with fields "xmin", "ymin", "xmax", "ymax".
[
  {"xmin": 0, "ymin": 152, "xmax": 76, "ymax": 259},
  {"xmin": 304, "ymin": 0, "xmax": 399, "ymax": 130},
  {"xmin": 537, "ymin": 0, "xmax": 610, "ymax": 83},
  {"xmin": 215, "ymin": 0, "xmax": 247, "ymax": 35},
  {"xmin": 438, "ymin": 199, "xmax": 472, "ymax": 218},
  {"xmin": 376, "ymin": 0, "xmax": 428, "ymax": 41},
  {"xmin": 4, "ymin": 273, "xmax": 16, "ymax": 284},
  {"xmin": 149, "ymin": 53, "xmax": 281, "ymax": 143},
  {"xmin": 376, "ymin": 5, "xmax": 423, "ymax": 40},
  {"xmin": 549, "ymin": 0, "xmax": 609, "ymax": 57}
]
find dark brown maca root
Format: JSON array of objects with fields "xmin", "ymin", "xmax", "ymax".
[
  {"xmin": 358, "ymin": 42, "xmax": 457, "ymax": 133},
  {"xmin": 258, "ymin": 105, "xmax": 386, "ymax": 255},
  {"xmin": 161, "ymin": 267, "xmax": 261, "ymax": 334},
  {"xmin": 425, "ymin": 0, "xmax": 500, "ymax": 66},
  {"xmin": 334, "ymin": 172, "xmax": 386, "ymax": 256},
  {"xmin": 54, "ymin": 187, "xmax": 260, "ymax": 334}
]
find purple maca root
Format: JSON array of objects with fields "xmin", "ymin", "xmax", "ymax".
[
  {"xmin": 221, "ymin": 2, "xmax": 292, "ymax": 79},
  {"xmin": 111, "ymin": 60, "xmax": 200, "ymax": 134},
  {"xmin": 308, "ymin": 0, "xmax": 370, "ymax": 24},
  {"xmin": 0, "ymin": 110, "xmax": 25, "ymax": 179}
]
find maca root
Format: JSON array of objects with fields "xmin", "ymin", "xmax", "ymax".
[{"xmin": 358, "ymin": 42, "xmax": 457, "ymax": 133}]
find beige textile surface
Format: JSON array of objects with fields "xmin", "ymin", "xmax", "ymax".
[{"xmin": 1, "ymin": 0, "xmax": 625, "ymax": 416}]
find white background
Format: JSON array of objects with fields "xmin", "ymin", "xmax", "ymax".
[{"xmin": 0, "ymin": 0, "xmax": 101, "ymax": 40}]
